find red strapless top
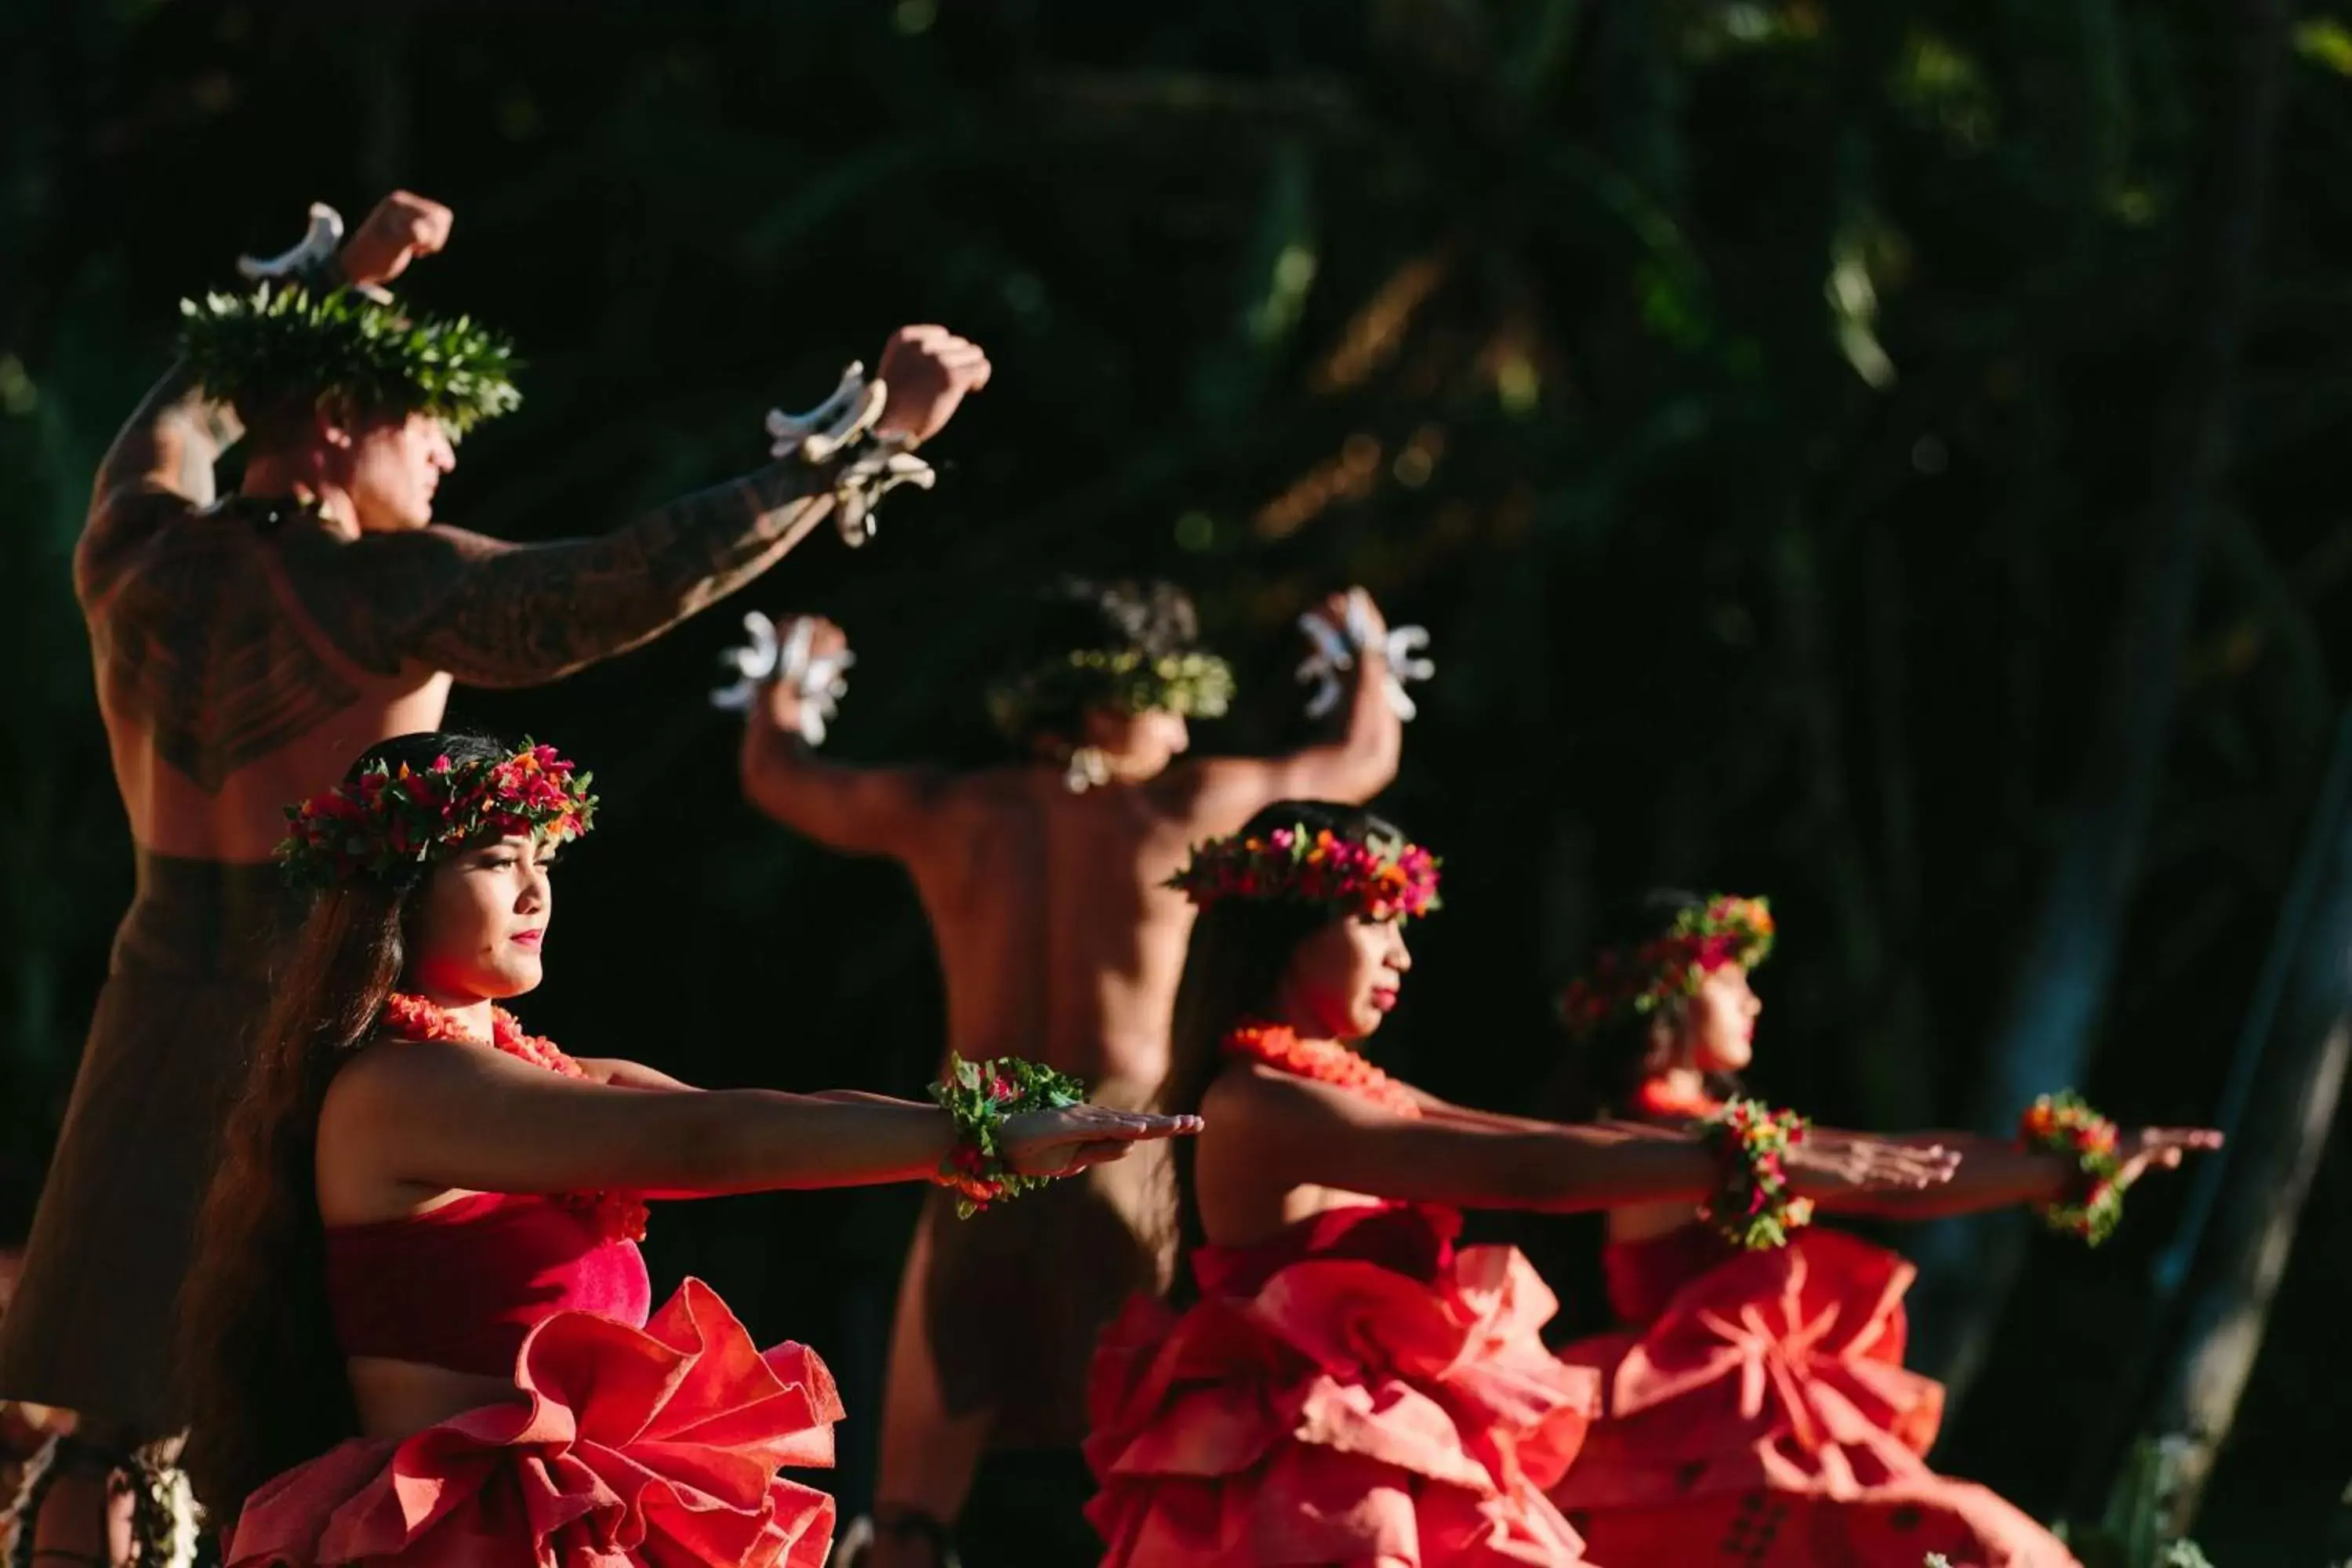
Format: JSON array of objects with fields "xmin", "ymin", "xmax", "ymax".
[{"xmin": 324, "ymin": 1191, "xmax": 652, "ymax": 1376}]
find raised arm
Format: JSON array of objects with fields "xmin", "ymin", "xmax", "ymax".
[
  {"xmin": 736, "ymin": 615, "xmax": 947, "ymax": 856},
  {"xmin": 73, "ymin": 364, "xmax": 247, "ymax": 603},
  {"xmin": 1189, "ymin": 589, "xmax": 1404, "ymax": 818},
  {"xmin": 1205, "ymin": 1067, "xmax": 1953, "ymax": 1216},
  {"xmin": 327, "ymin": 1039, "xmax": 1193, "ymax": 1201},
  {"xmin": 78, "ymin": 192, "xmax": 448, "ymax": 601},
  {"xmin": 295, "ymin": 326, "xmax": 991, "ymax": 689}
]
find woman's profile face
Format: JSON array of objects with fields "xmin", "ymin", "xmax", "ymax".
[
  {"xmin": 405, "ymin": 833, "xmax": 556, "ymax": 1002},
  {"xmin": 1680, "ymin": 964, "xmax": 1760, "ymax": 1074},
  {"xmin": 1272, "ymin": 914, "xmax": 1412, "ymax": 1041}
]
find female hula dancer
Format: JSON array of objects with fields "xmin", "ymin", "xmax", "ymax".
[
  {"xmin": 175, "ymin": 731, "xmax": 1198, "ymax": 1568},
  {"xmin": 1081, "ymin": 804, "xmax": 1957, "ymax": 1566},
  {"xmin": 1544, "ymin": 890, "xmax": 2220, "ymax": 1567}
]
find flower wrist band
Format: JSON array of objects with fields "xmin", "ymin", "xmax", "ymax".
[
  {"xmin": 2017, "ymin": 1091, "xmax": 2125, "ymax": 1245},
  {"xmin": 928, "ymin": 1053, "xmax": 1088, "ymax": 1218},
  {"xmin": 1699, "ymin": 1098, "xmax": 1815, "ymax": 1250}
]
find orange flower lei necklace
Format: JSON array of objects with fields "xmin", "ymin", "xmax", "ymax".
[
  {"xmin": 379, "ymin": 992, "xmax": 650, "ymax": 1243},
  {"xmin": 1632, "ymin": 1076, "xmax": 1726, "ymax": 1123},
  {"xmin": 1222, "ymin": 1022, "xmax": 1422, "ymax": 1118}
]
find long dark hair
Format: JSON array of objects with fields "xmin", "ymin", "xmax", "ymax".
[
  {"xmin": 180, "ymin": 731, "xmax": 510, "ymax": 1521},
  {"xmin": 1158, "ymin": 799, "xmax": 1409, "ymax": 1299},
  {"xmin": 1546, "ymin": 887, "xmax": 1741, "ymax": 1121}
]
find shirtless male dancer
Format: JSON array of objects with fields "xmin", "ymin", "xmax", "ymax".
[
  {"xmin": 735, "ymin": 579, "xmax": 1409, "ymax": 1566},
  {"xmin": 0, "ymin": 189, "xmax": 989, "ymax": 1562}
]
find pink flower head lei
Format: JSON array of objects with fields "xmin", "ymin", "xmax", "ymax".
[
  {"xmin": 278, "ymin": 740, "xmax": 597, "ymax": 887},
  {"xmin": 1166, "ymin": 823, "xmax": 1442, "ymax": 923},
  {"xmin": 1556, "ymin": 894, "xmax": 1775, "ymax": 1040}
]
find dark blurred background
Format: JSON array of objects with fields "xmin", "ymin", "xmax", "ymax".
[{"xmin": 3, "ymin": 1, "xmax": 2349, "ymax": 1559}]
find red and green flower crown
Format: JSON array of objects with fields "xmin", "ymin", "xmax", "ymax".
[
  {"xmin": 278, "ymin": 741, "xmax": 596, "ymax": 887},
  {"xmin": 1167, "ymin": 823, "xmax": 1442, "ymax": 922},
  {"xmin": 1558, "ymin": 894, "xmax": 1775, "ymax": 1039}
]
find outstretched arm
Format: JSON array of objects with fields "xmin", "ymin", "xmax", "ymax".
[
  {"xmin": 303, "ymin": 466, "xmax": 842, "ymax": 688},
  {"xmin": 328, "ymin": 1039, "xmax": 1196, "ymax": 1201},
  {"xmin": 1188, "ymin": 589, "xmax": 1404, "ymax": 822},
  {"xmin": 736, "ymin": 620, "xmax": 946, "ymax": 856},
  {"xmin": 1832, "ymin": 1126, "xmax": 2218, "ymax": 1220},
  {"xmin": 292, "ymin": 326, "xmax": 988, "ymax": 690},
  {"xmin": 1205, "ymin": 1067, "xmax": 1954, "ymax": 1216}
]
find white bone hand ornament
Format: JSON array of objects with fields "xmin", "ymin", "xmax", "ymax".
[
  {"xmin": 765, "ymin": 364, "xmax": 937, "ymax": 548},
  {"xmin": 1296, "ymin": 593, "xmax": 1434, "ymax": 721},
  {"xmin": 710, "ymin": 611, "xmax": 855, "ymax": 746},
  {"xmin": 236, "ymin": 202, "xmax": 391, "ymax": 301}
]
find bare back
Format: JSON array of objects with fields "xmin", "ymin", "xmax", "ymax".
[
  {"xmin": 901, "ymin": 765, "xmax": 1211, "ymax": 1109},
  {"xmin": 82, "ymin": 495, "xmax": 454, "ymax": 861}
]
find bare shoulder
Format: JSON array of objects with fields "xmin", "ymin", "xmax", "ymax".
[
  {"xmin": 320, "ymin": 1034, "xmax": 520, "ymax": 1127},
  {"xmin": 74, "ymin": 489, "xmax": 201, "ymax": 607},
  {"xmin": 81, "ymin": 501, "xmax": 373, "ymax": 791},
  {"xmin": 1198, "ymin": 1060, "xmax": 1338, "ymax": 1134},
  {"xmin": 274, "ymin": 521, "xmax": 508, "ymax": 678},
  {"xmin": 1148, "ymin": 757, "xmax": 1264, "ymax": 839}
]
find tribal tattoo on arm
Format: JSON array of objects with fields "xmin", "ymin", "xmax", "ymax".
[
  {"xmin": 292, "ymin": 460, "xmax": 843, "ymax": 688},
  {"xmin": 75, "ymin": 361, "xmax": 245, "ymax": 604}
]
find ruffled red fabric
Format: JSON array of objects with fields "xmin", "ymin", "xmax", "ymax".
[
  {"xmin": 1085, "ymin": 1203, "xmax": 1599, "ymax": 1566},
  {"xmin": 227, "ymin": 1279, "xmax": 843, "ymax": 1568},
  {"xmin": 1552, "ymin": 1229, "xmax": 2078, "ymax": 1567}
]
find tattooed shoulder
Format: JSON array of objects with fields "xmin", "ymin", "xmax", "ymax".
[{"xmin": 85, "ymin": 505, "xmax": 360, "ymax": 793}]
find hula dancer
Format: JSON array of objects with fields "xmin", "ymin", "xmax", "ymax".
[
  {"xmin": 1082, "ymin": 808, "xmax": 1958, "ymax": 1566},
  {"xmin": 1, "ymin": 190, "xmax": 988, "ymax": 1566},
  {"xmin": 172, "ymin": 731, "xmax": 1194, "ymax": 1568},
  {"xmin": 730, "ymin": 583, "xmax": 1415, "ymax": 1566},
  {"xmin": 1544, "ymin": 891, "xmax": 2218, "ymax": 1566}
]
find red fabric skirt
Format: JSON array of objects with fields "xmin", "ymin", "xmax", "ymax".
[
  {"xmin": 1085, "ymin": 1203, "xmax": 1598, "ymax": 1566},
  {"xmin": 227, "ymin": 1279, "xmax": 842, "ymax": 1568},
  {"xmin": 1551, "ymin": 1230, "xmax": 2078, "ymax": 1568}
]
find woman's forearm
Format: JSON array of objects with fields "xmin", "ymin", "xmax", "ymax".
[
  {"xmin": 1521, "ymin": 1124, "xmax": 1716, "ymax": 1213},
  {"xmin": 1828, "ymin": 1130, "xmax": 2066, "ymax": 1219},
  {"xmin": 644, "ymin": 1089, "xmax": 956, "ymax": 1198}
]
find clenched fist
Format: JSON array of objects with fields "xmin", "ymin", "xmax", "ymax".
[
  {"xmin": 874, "ymin": 325, "xmax": 992, "ymax": 447},
  {"xmin": 339, "ymin": 191, "xmax": 453, "ymax": 290}
]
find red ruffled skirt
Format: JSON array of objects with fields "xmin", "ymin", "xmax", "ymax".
[
  {"xmin": 1551, "ymin": 1230, "xmax": 2078, "ymax": 1567},
  {"xmin": 227, "ymin": 1279, "xmax": 843, "ymax": 1568},
  {"xmin": 1085, "ymin": 1203, "xmax": 1599, "ymax": 1566}
]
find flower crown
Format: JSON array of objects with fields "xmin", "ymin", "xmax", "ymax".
[
  {"xmin": 278, "ymin": 742, "xmax": 596, "ymax": 887},
  {"xmin": 1558, "ymin": 894, "xmax": 1775, "ymax": 1039},
  {"xmin": 1167, "ymin": 824, "xmax": 1442, "ymax": 922},
  {"xmin": 181, "ymin": 282, "xmax": 521, "ymax": 437},
  {"xmin": 986, "ymin": 646, "xmax": 1235, "ymax": 739}
]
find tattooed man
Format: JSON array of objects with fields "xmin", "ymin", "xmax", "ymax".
[{"xmin": 0, "ymin": 190, "xmax": 988, "ymax": 1561}]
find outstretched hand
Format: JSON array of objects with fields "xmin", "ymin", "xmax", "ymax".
[
  {"xmin": 1785, "ymin": 1131, "xmax": 1960, "ymax": 1200},
  {"xmin": 339, "ymin": 191, "xmax": 452, "ymax": 290},
  {"xmin": 874, "ymin": 326, "xmax": 992, "ymax": 446},
  {"xmin": 1001, "ymin": 1105, "xmax": 1204, "ymax": 1180},
  {"xmin": 2114, "ymin": 1127, "xmax": 2223, "ymax": 1187}
]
